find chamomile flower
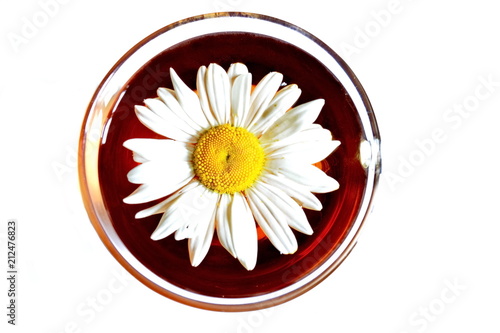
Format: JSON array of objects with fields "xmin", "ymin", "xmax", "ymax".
[{"xmin": 123, "ymin": 63, "xmax": 340, "ymax": 270}]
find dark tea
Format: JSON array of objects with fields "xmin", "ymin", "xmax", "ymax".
[{"xmin": 97, "ymin": 31, "xmax": 368, "ymax": 299}]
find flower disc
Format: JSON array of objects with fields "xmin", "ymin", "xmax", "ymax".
[{"xmin": 192, "ymin": 124, "xmax": 266, "ymax": 194}]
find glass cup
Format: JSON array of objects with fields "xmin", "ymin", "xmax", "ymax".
[{"xmin": 78, "ymin": 12, "xmax": 381, "ymax": 311}]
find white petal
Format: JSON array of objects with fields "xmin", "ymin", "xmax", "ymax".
[
  {"xmin": 188, "ymin": 189, "xmax": 219, "ymax": 267},
  {"xmin": 265, "ymin": 139, "xmax": 340, "ymax": 164},
  {"xmin": 230, "ymin": 73, "xmax": 252, "ymax": 127},
  {"xmin": 206, "ymin": 63, "xmax": 231, "ymax": 124},
  {"xmin": 266, "ymin": 159, "xmax": 339, "ymax": 193},
  {"xmin": 196, "ymin": 65, "xmax": 218, "ymax": 127},
  {"xmin": 170, "ymin": 68, "xmax": 210, "ymax": 130},
  {"xmin": 188, "ymin": 215, "xmax": 216, "ymax": 267},
  {"xmin": 243, "ymin": 72, "xmax": 283, "ymax": 128},
  {"xmin": 150, "ymin": 181, "xmax": 209, "ymax": 240},
  {"xmin": 137, "ymin": 196, "xmax": 176, "ymax": 220},
  {"xmin": 262, "ymin": 125, "xmax": 332, "ymax": 151},
  {"xmin": 134, "ymin": 105, "xmax": 196, "ymax": 143},
  {"xmin": 123, "ymin": 138, "xmax": 192, "ymax": 163},
  {"xmin": 130, "ymin": 152, "xmax": 147, "ymax": 163},
  {"xmin": 227, "ymin": 63, "xmax": 249, "ymax": 84},
  {"xmin": 249, "ymin": 84, "xmax": 301, "ymax": 135},
  {"xmin": 246, "ymin": 187, "xmax": 298, "ymax": 254},
  {"xmin": 126, "ymin": 160, "xmax": 192, "ymax": 184},
  {"xmin": 154, "ymin": 89, "xmax": 200, "ymax": 134},
  {"xmin": 123, "ymin": 167, "xmax": 194, "ymax": 204},
  {"xmin": 135, "ymin": 181, "xmax": 198, "ymax": 219},
  {"xmin": 229, "ymin": 192, "xmax": 258, "ymax": 270},
  {"xmin": 216, "ymin": 194, "xmax": 236, "ymax": 257},
  {"xmin": 173, "ymin": 184, "xmax": 218, "ymax": 241},
  {"xmin": 149, "ymin": 197, "xmax": 186, "ymax": 240},
  {"xmin": 260, "ymin": 99, "xmax": 325, "ymax": 143},
  {"xmin": 255, "ymin": 182, "xmax": 313, "ymax": 235},
  {"xmin": 260, "ymin": 173, "xmax": 322, "ymax": 211},
  {"xmin": 149, "ymin": 182, "xmax": 204, "ymax": 239}
]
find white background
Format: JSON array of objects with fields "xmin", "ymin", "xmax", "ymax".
[{"xmin": 1, "ymin": 0, "xmax": 499, "ymax": 332}]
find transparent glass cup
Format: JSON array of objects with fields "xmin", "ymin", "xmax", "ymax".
[{"xmin": 79, "ymin": 12, "xmax": 381, "ymax": 311}]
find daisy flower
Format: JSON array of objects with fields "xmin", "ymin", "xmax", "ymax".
[{"xmin": 123, "ymin": 63, "xmax": 340, "ymax": 270}]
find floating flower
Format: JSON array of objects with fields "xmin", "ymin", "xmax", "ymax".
[{"xmin": 123, "ymin": 63, "xmax": 340, "ymax": 270}]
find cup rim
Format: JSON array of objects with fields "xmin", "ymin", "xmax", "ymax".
[{"xmin": 78, "ymin": 11, "xmax": 381, "ymax": 311}]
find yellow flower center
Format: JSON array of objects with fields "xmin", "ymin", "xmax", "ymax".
[{"xmin": 192, "ymin": 124, "xmax": 265, "ymax": 194}]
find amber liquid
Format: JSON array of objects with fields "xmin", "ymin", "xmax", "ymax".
[{"xmin": 98, "ymin": 32, "xmax": 367, "ymax": 298}]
